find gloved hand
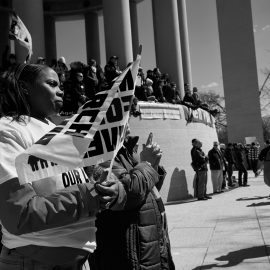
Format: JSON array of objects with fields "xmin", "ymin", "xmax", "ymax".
[
  {"xmin": 140, "ymin": 132, "xmax": 162, "ymax": 171},
  {"xmin": 95, "ymin": 171, "xmax": 120, "ymax": 210}
]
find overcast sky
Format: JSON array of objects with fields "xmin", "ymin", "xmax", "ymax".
[{"xmin": 55, "ymin": 0, "xmax": 270, "ymax": 97}]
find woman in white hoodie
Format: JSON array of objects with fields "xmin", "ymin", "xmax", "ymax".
[{"xmin": 0, "ymin": 64, "xmax": 124, "ymax": 270}]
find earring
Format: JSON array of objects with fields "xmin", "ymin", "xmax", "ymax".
[
  {"xmin": 22, "ymin": 87, "xmax": 29, "ymax": 95},
  {"xmin": 18, "ymin": 81, "xmax": 29, "ymax": 95}
]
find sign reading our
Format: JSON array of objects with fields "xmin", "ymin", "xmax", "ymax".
[{"xmin": 15, "ymin": 54, "xmax": 141, "ymax": 184}]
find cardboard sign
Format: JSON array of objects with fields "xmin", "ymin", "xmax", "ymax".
[{"xmin": 15, "ymin": 54, "xmax": 141, "ymax": 183}]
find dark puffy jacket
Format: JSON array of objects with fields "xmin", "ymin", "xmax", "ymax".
[
  {"xmin": 91, "ymin": 143, "xmax": 175, "ymax": 270},
  {"xmin": 259, "ymin": 145, "xmax": 270, "ymax": 161},
  {"xmin": 235, "ymin": 148, "xmax": 246, "ymax": 166}
]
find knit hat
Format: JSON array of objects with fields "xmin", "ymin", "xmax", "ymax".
[
  {"xmin": 220, "ymin": 143, "xmax": 225, "ymax": 149},
  {"xmin": 58, "ymin": 56, "xmax": 66, "ymax": 64}
]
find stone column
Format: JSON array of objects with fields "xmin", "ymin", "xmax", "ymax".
[
  {"xmin": 130, "ymin": 1, "xmax": 139, "ymax": 60},
  {"xmin": 216, "ymin": 0, "xmax": 263, "ymax": 145},
  {"xmin": 103, "ymin": 0, "xmax": 133, "ymax": 69},
  {"xmin": 152, "ymin": 0, "xmax": 185, "ymax": 98},
  {"xmin": 178, "ymin": 0, "xmax": 193, "ymax": 88},
  {"xmin": 44, "ymin": 15, "xmax": 57, "ymax": 65},
  {"xmin": 13, "ymin": 0, "xmax": 45, "ymax": 63},
  {"xmin": 85, "ymin": 11, "xmax": 101, "ymax": 64}
]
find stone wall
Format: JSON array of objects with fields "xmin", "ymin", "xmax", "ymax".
[{"xmin": 130, "ymin": 102, "xmax": 218, "ymax": 203}]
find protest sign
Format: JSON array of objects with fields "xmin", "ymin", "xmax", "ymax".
[
  {"xmin": 15, "ymin": 51, "xmax": 141, "ymax": 183},
  {"xmin": 9, "ymin": 12, "xmax": 32, "ymax": 62}
]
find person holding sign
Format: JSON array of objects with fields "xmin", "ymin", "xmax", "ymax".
[
  {"xmin": 89, "ymin": 130, "xmax": 175, "ymax": 270},
  {"xmin": 0, "ymin": 64, "xmax": 125, "ymax": 270}
]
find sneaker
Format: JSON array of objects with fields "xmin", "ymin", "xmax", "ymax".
[
  {"xmin": 205, "ymin": 195, "xmax": 212, "ymax": 199},
  {"xmin": 198, "ymin": 197, "xmax": 208, "ymax": 201}
]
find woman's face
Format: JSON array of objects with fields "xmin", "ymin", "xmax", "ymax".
[{"xmin": 27, "ymin": 67, "xmax": 63, "ymax": 118}]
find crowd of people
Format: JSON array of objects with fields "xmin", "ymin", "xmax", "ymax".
[
  {"xmin": 1, "ymin": 48, "xmax": 265, "ymax": 269},
  {"xmin": 191, "ymin": 139, "xmax": 266, "ymax": 200},
  {"xmin": 1, "ymin": 48, "xmax": 219, "ymax": 118},
  {"xmin": 0, "ymin": 46, "xmax": 177, "ymax": 270}
]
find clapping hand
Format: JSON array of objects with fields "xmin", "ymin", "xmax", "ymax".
[{"xmin": 140, "ymin": 132, "xmax": 162, "ymax": 171}]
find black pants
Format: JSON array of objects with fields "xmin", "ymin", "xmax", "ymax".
[
  {"xmin": 238, "ymin": 163, "xmax": 248, "ymax": 185},
  {"xmin": 227, "ymin": 163, "xmax": 233, "ymax": 185},
  {"xmin": 196, "ymin": 171, "xmax": 208, "ymax": 198},
  {"xmin": 249, "ymin": 159, "xmax": 258, "ymax": 174}
]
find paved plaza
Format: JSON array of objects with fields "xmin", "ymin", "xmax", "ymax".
[{"xmin": 166, "ymin": 173, "xmax": 270, "ymax": 269}]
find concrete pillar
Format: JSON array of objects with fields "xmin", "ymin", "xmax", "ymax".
[
  {"xmin": 103, "ymin": 0, "xmax": 133, "ymax": 69},
  {"xmin": 13, "ymin": 0, "xmax": 45, "ymax": 63},
  {"xmin": 216, "ymin": 0, "xmax": 263, "ymax": 145},
  {"xmin": 0, "ymin": 6, "xmax": 11, "ymax": 62},
  {"xmin": 130, "ymin": 1, "xmax": 139, "ymax": 60},
  {"xmin": 44, "ymin": 15, "xmax": 57, "ymax": 65},
  {"xmin": 177, "ymin": 0, "xmax": 193, "ymax": 88},
  {"xmin": 152, "ymin": 0, "xmax": 185, "ymax": 98},
  {"xmin": 85, "ymin": 11, "xmax": 101, "ymax": 64},
  {"xmin": 132, "ymin": 0, "xmax": 156, "ymax": 71}
]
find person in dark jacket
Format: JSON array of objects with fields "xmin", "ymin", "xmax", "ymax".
[
  {"xmin": 61, "ymin": 70, "xmax": 87, "ymax": 115},
  {"xmin": 208, "ymin": 142, "xmax": 224, "ymax": 193},
  {"xmin": 89, "ymin": 130, "xmax": 175, "ymax": 270},
  {"xmin": 219, "ymin": 143, "xmax": 228, "ymax": 189},
  {"xmin": 183, "ymin": 90, "xmax": 197, "ymax": 109},
  {"xmin": 258, "ymin": 139, "xmax": 270, "ymax": 184},
  {"xmin": 154, "ymin": 79, "xmax": 166, "ymax": 102},
  {"xmin": 224, "ymin": 143, "xmax": 236, "ymax": 187},
  {"xmin": 84, "ymin": 59, "xmax": 99, "ymax": 100},
  {"xmin": 258, "ymin": 139, "xmax": 270, "ymax": 162},
  {"xmin": 235, "ymin": 143, "xmax": 248, "ymax": 186},
  {"xmin": 104, "ymin": 56, "xmax": 122, "ymax": 87},
  {"xmin": 191, "ymin": 139, "xmax": 211, "ymax": 200}
]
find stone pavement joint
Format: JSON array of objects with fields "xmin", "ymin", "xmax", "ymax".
[{"xmin": 166, "ymin": 174, "xmax": 270, "ymax": 269}]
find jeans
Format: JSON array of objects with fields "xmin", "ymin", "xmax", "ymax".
[
  {"xmin": 249, "ymin": 159, "xmax": 258, "ymax": 174},
  {"xmin": 0, "ymin": 246, "xmax": 90, "ymax": 270},
  {"xmin": 238, "ymin": 163, "xmax": 248, "ymax": 185},
  {"xmin": 196, "ymin": 170, "xmax": 208, "ymax": 199}
]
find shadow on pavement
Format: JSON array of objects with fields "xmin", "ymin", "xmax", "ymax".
[
  {"xmin": 191, "ymin": 245, "xmax": 270, "ymax": 269},
  {"xmin": 247, "ymin": 201, "xmax": 270, "ymax": 207},
  {"xmin": 236, "ymin": 196, "xmax": 269, "ymax": 201}
]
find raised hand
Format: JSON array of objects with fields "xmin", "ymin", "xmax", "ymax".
[{"xmin": 140, "ymin": 132, "xmax": 162, "ymax": 171}]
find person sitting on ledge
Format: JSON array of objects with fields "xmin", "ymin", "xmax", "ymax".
[
  {"xmin": 154, "ymin": 79, "xmax": 166, "ymax": 103},
  {"xmin": 192, "ymin": 87, "xmax": 201, "ymax": 106},
  {"xmin": 182, "ymin": 89, "xmax": 197, "ymax": 109},
  {"xmin": 145, "ymin": 78, "xmax": 157, "ymax": 102}
]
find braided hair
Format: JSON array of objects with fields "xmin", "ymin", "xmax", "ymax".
[{"xmin": 0, "ymin": 64, "xmax": 47, "ymax": 121}]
